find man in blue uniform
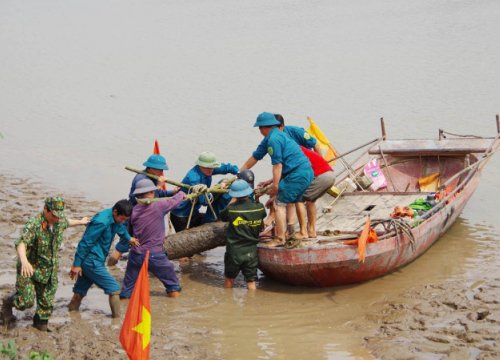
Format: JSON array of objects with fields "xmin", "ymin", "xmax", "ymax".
[
  {"xmin": 109, "ymin": 153, "xmax": 179, "ymax": 266},
  {"xmin": 274, "ymin": 114, "xmax": 322, "ymax": 239},
  {"xmin": 128, "ymin": 154, "xmax": 179, "ymax": 206},
  {"xmin": 240, "ymin": 112, "xmax": 313, "ymax": 246},
  {"xmin": 68, "ymin": 200, "xmax": 136, "ymax": 318},
  {"xmin": 274, "ymin": 113, "xmax": 322, "ymax": 154},
  {"xmin": 170, "ymin": 151, "xmax": 239, "ymax": 232}
]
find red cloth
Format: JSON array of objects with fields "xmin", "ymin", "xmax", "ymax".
[
  {"xmin": 300, "ymin": 146, "xmax": 333, "ymax": 177},
  {"xmin": 120, "ymin": 250, "xmax": 151, "ymax": 360}
]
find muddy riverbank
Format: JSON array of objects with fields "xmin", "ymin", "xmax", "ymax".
[{"xmin": 1, "ymin": 173, "xmax": 499, "ymax": 359}]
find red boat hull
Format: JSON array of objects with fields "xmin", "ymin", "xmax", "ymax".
[{"xmin": 257, "ymin": 175, "xmax": 480, "ymax": 287}]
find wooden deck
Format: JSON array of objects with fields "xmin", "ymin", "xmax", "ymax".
[{"xmin": 315, "ymin": 192, "xmax": 428, "ymax": 233}]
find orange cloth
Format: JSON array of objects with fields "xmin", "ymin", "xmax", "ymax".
[
  {"xmin": 120, "ymin": 250, "xmax": 151, "ymax": 360},
  {"xmin": 343, "ymin": 217, "xmax": 378, "ymax": 263}
]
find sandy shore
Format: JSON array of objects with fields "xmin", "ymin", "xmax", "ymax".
[{"xmin": 1, "ymin": 173, "xmax": 499, "ymax": 359}]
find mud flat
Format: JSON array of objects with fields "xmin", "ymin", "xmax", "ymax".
[
  {"xmin": 0, "ymin": 174, "xmax": 219, "ymax": 359},
  {"xmin": 362, "ymin": 275, "xmax": 500, "ymax": 359},
  {"xmin": 1, "ymin": 173, "xmax": 499, "ymax": 359}
]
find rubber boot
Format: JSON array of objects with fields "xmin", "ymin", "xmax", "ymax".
[
  {"xmin": 109, "ymin": 294, "xmax": 121, "ymax": 318},
  {"xmin": 1, "ymin": 293, "xmax": 16, "ymax": 326},
  {"xmin": 33, "ymin": 314, "xmax": 48, "ymax": 332},
  {"xmin": 68, "ymin": 293, "xmax": 84, "ymax": 312}
]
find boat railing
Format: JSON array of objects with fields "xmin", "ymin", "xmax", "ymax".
[{"xmin": 419, "ymin": 152, "xmax": 495, "ymax": 221}]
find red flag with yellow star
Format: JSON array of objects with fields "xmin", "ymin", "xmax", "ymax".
[{"xmin": 120, "ymin": 250, "xmax": 151, "ymax": 360}]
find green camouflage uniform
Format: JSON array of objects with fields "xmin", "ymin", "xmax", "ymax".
[{"xmin": 13, "ymin": 198, "xmax": 69, "ymax": 320}]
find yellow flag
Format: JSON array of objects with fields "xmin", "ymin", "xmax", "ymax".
[{"xmin": 307, "ymin": 116, "xmax": 337, "ymax": 165}]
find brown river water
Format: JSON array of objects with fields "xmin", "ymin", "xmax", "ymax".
[{"xmin": 1, "ymin": 1, "xmax": 500, "ymax": 359}]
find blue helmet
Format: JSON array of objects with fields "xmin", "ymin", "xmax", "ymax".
[
  {"xmin": 228, "ymin": 179, "xmax": 253, "ymax": 198},
  {"xmin": 253, "ymin": 112, "xmax": 280, "ymax": 127},
  {"xmin": 143, "ymin": 154, "xmax": 169, "ymax": 170}
]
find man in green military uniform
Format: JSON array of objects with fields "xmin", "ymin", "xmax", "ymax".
[{"xmin": 1, "ymin": 197, "xmax": 89, "ymax": 331}]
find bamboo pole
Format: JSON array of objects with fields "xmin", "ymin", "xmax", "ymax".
[
  {"xmin": 125, "ymin": 166, "xmax": 191, "ymax": 188},
  {"xmin": 325, "ymin": 138, "xmax": 381, "ymax": 163},
  {"xmin": 378, "ymin": 145, "xmax": 399, "ymax": 192},
  {"xmin": 136, "ymin": 193, "xmax": 200, "ymax": 204}
]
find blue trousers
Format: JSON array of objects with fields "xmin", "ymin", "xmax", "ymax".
[
  {"xmin": 278, "ymin": 166, "xmax": 314, "ymax": 203},
  {"xmin": 120, "ymin": 251, "xmax": 181, "ymax": 298},
  {"xmin": 73, "ymin": 257, "xmax": 120, "ymax": 296}
]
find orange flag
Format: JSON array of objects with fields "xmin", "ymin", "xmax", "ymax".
[
  {"xmin": 153, "ymin": 140, "xmax": 167, "ymax": 190},
  {"xmin": 120, "ymin": 250, "xmax": 151, "ymax": 360}
]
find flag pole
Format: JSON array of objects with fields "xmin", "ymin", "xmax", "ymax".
[{"xmin": 307, "ymin": 117, "xmax": 365, "ymax": 190}]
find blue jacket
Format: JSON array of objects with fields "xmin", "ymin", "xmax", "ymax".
[
  {"xmin": 283, "ymin": 125, "xmax": 317, "ymax": 149},
  {"xmin": 171, "ymin": 163, "xmax": 239, "ymax": 218},
  {"xmin": 128, "ymin": 172, "xmax": 175, "ymax": 206},
  {"xmin": 252, "ymin": 127, "xmax": 311, "ymax": 177},
  {"xmin": 73, "ymin": 208, "xmax": 131, "ymax": 267}
]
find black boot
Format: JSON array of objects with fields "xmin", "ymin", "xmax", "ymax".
[
  {"xmin": 1, "ymin": 293, "xmax": 16, "ymax": 326},
  {"xmin": 33, "ymin": 314, "xmax": 49, "ymax": 332}
]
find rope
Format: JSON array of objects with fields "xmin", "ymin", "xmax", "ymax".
[
  {"xmin": 204, "ymin": 193, "xmax": 218, "ymax": 220},
  {"xmin": 370, "ymin": 218, "xmax": 416, "ymax": 252},
  {"xmin": 185, "ymin": 185, "xmax": 218, "ymax": 228},
  {"xmin": 440, "ymin": 130, "xmax": 483, "ymax": 139},
  {"xmin": 186, "ymin": 189, "xmax": 198, "ymax": 229}
]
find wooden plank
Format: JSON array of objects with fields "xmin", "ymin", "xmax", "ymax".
[
  {"xmin": 317, "ymin": 193, "xmax": 426, "ymax": 232},
  {"xmin": 368, "ymin": 138, "xmax": 494, "ymax": 155}
]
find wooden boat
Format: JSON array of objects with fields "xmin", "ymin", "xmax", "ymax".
[{"xmin": 257, "ymin": 117, "xmax": 500, "ymax": 286}]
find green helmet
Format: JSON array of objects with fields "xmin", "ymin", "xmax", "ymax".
[{"xmin": 196, "ymin": 151, "xmax": 221, "ymax": 168}]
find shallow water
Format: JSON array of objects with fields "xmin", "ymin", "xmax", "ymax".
[{"xmin": 1, "ymin": 0, "xmax": 500, "ymax": 358}]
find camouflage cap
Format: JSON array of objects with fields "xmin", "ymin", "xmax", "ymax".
[{"xmin": 45, "ymin": 196, "xmax": 66, "ymax": 218}]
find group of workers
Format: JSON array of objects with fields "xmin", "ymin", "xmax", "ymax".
[{"xmin": 1, "ymin": 112, "xmax": 335, "ymax": 332}]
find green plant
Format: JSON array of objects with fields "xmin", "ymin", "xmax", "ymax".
[
  {"xmin": 28, "ymin": 352, "xmax": 53, "ymax": 360},
  {"xmin": 0, "ymin": 340, "xmax": 17, "ymax": 360},
  {"xmin": 0, "ymin": 341, "xmax": 53, "ymax": 360}
]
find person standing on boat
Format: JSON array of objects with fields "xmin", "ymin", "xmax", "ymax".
[
  {"xmin": 170, "ymin": 151, "xmax": 239, "ymax": 232},
  {"xmin": 274, "ymin": 113, "xmax": 322, "ymax": 154},
  {"xmin": 120, "ymin": 179, "xmax": 186, "ymax": 298},
  {"xmin": 240, "ymin": 112, "xmax": 314, "ymax": 247},
  {"xmin": 271, "ymin": 113, "xmax": 322, "ymax": 238},
  {"xmin": 297, "ymin": 146, "xmax": 335, "ymax": 240},
  {"xmin": 109, "ymin": 153, "xmax": 179, "ymax": 266},
  {"xmin": 219, "ymin": 180, "xmax": 266, "ymax": 290},
  {"xmin": 1, "ymin": 197, "xmax": 89, "ymax": 331},
  {"xmin": 68, "ymin": 200, "xmax": 136, "ymax": 318}
]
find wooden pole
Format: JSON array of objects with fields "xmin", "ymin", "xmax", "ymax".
[
  {"xmin": 325, "ymin": 138, "xmax": 381, "ymax": 163},
  {"xmin": 125, "ymin": 166, "xmax": 191, "ymax": 189},
  {"xmin": 380, "ymin": 117, "xmax": 386, "ymax": 140},
  {"xmin": 496, "ymin": 114, "xmax": 499, "ymax": 134}
]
